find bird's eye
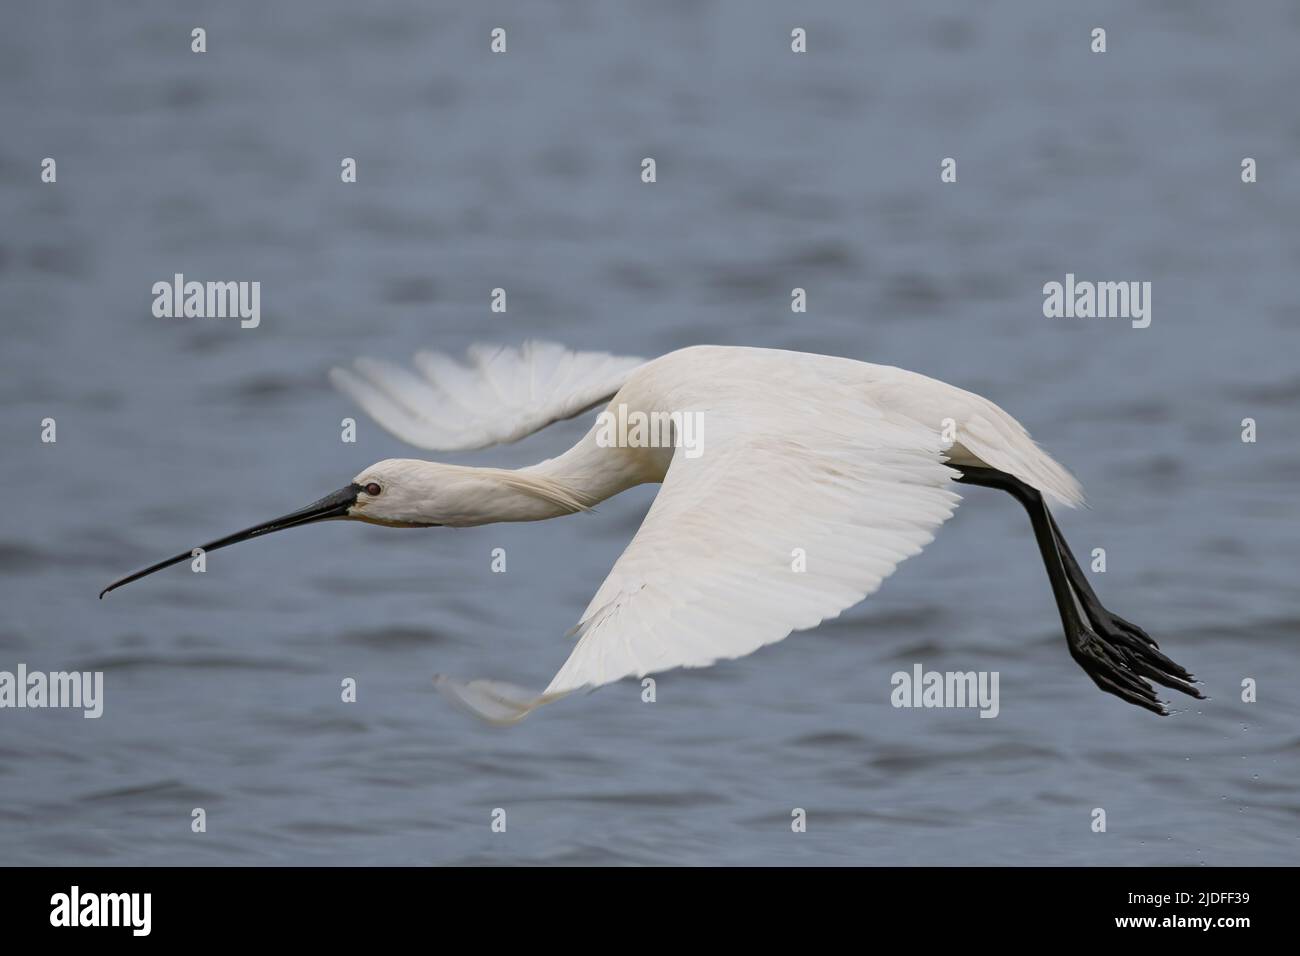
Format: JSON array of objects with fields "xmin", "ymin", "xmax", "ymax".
[{"xmin": 364, "ymin": 482, "xmax": 382, "ymax": 497}]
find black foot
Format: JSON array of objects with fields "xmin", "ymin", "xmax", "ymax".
[
  {"xmin": 1048, "ymin": 515, "xmax": 1204, "ymax": 711},
  {"xmin": 1073, "ymin": 607, "xmax": 1204, "ymax": 712},
  {"xmin": 1066, "ymin": 617, "xmax": 1201, "ymax": 715}
]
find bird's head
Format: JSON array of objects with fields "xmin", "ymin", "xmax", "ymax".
[
  {"xmin": 347, "ymin": 458, "xmax": 449, "ymax": 528},
  {"xmin": 98, "ymin": 458, "xmax": 444, "ymax": 599}
]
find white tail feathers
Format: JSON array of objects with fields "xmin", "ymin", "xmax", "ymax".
[
  {"xmin": 950, "ymin": 392, "xmax": 1086, "ymax": 508},
  {"xmin": 874, "ymin": 367, "xmax": 1086, "ymax": 509}
]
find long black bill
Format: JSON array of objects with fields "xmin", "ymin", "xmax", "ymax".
[{"xmin": 99, "ymin": 483, "xmax": 362, "ymax": 599}]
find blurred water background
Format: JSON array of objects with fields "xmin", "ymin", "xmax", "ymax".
[{"xmin": 1, "ymin": 0, "xmax": 1298, "ymax": 865}]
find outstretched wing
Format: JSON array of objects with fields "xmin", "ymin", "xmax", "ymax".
[
  {"xmin": 330, "ymin": 340, "xmax": 646, "ymax": 451},
  {"xmin": 434, "ymin": 407, "xmax": 963, "ymax": 723}
]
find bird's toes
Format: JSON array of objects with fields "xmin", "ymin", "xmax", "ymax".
[
  {"xmin": 1071, "ymin": 629, "xmax": 1168, "ymax": 713},
  {"xmin": 1089, "ymin": 666, "xmax": 1167, "ymax": 715},
  {"xmin": 1087, "ymin": 611, "xmax": 1201, "ymax": 697},
  {"xmin": 1129, "ymin": 655, "xmax": 1205, "ymax": 699},
  {"xmin": 1104, "ymin": 611, "xmax": 1158, "ymax": 648}
]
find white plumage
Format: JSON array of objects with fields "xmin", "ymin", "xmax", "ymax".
[
  {"xmin": 329, "ymin": 341, "xmax": 645, "ymax": 452},
  {"xmin": 329, "ymin": 341, "xmax": 1084, "ymax": 722}
]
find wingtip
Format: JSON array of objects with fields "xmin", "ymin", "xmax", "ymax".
[
  {"xmin": 326, "ymin": 364, "xmax": 360, "ymax": 399},
  {"xmin": 431, "ymin": 674, "xmax": 545, "ymax": 726}
]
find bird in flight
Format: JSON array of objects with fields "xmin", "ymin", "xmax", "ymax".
[{"xmin": 101, "ymin": 342, "xmax": 1202, "ymax": 721}]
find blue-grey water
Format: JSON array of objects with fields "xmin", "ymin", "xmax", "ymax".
[{"xmin": 2, "ymin": 0, "xmax": 1298, "ymax": 865}]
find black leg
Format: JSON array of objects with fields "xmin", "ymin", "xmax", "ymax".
[
  {"xmin": 1043, "ymin": 510, "xmax": 1201, "ymax": 697},
  {"xmin": 953, "ymin": 465, "xmax": 1202, "ymax": 714}
]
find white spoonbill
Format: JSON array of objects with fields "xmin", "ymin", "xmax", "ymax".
[{"xmin": 100, "ymin": 342, "xmax": 1201, "ymax": 720}]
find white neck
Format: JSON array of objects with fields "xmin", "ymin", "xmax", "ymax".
[
  {"xmin": 516, "ymin": 428, "xmax": 667, "ymax": 520},
  {"xmin": 367, "ymin": 429, "xmax": 667, "ymax": 528}
]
